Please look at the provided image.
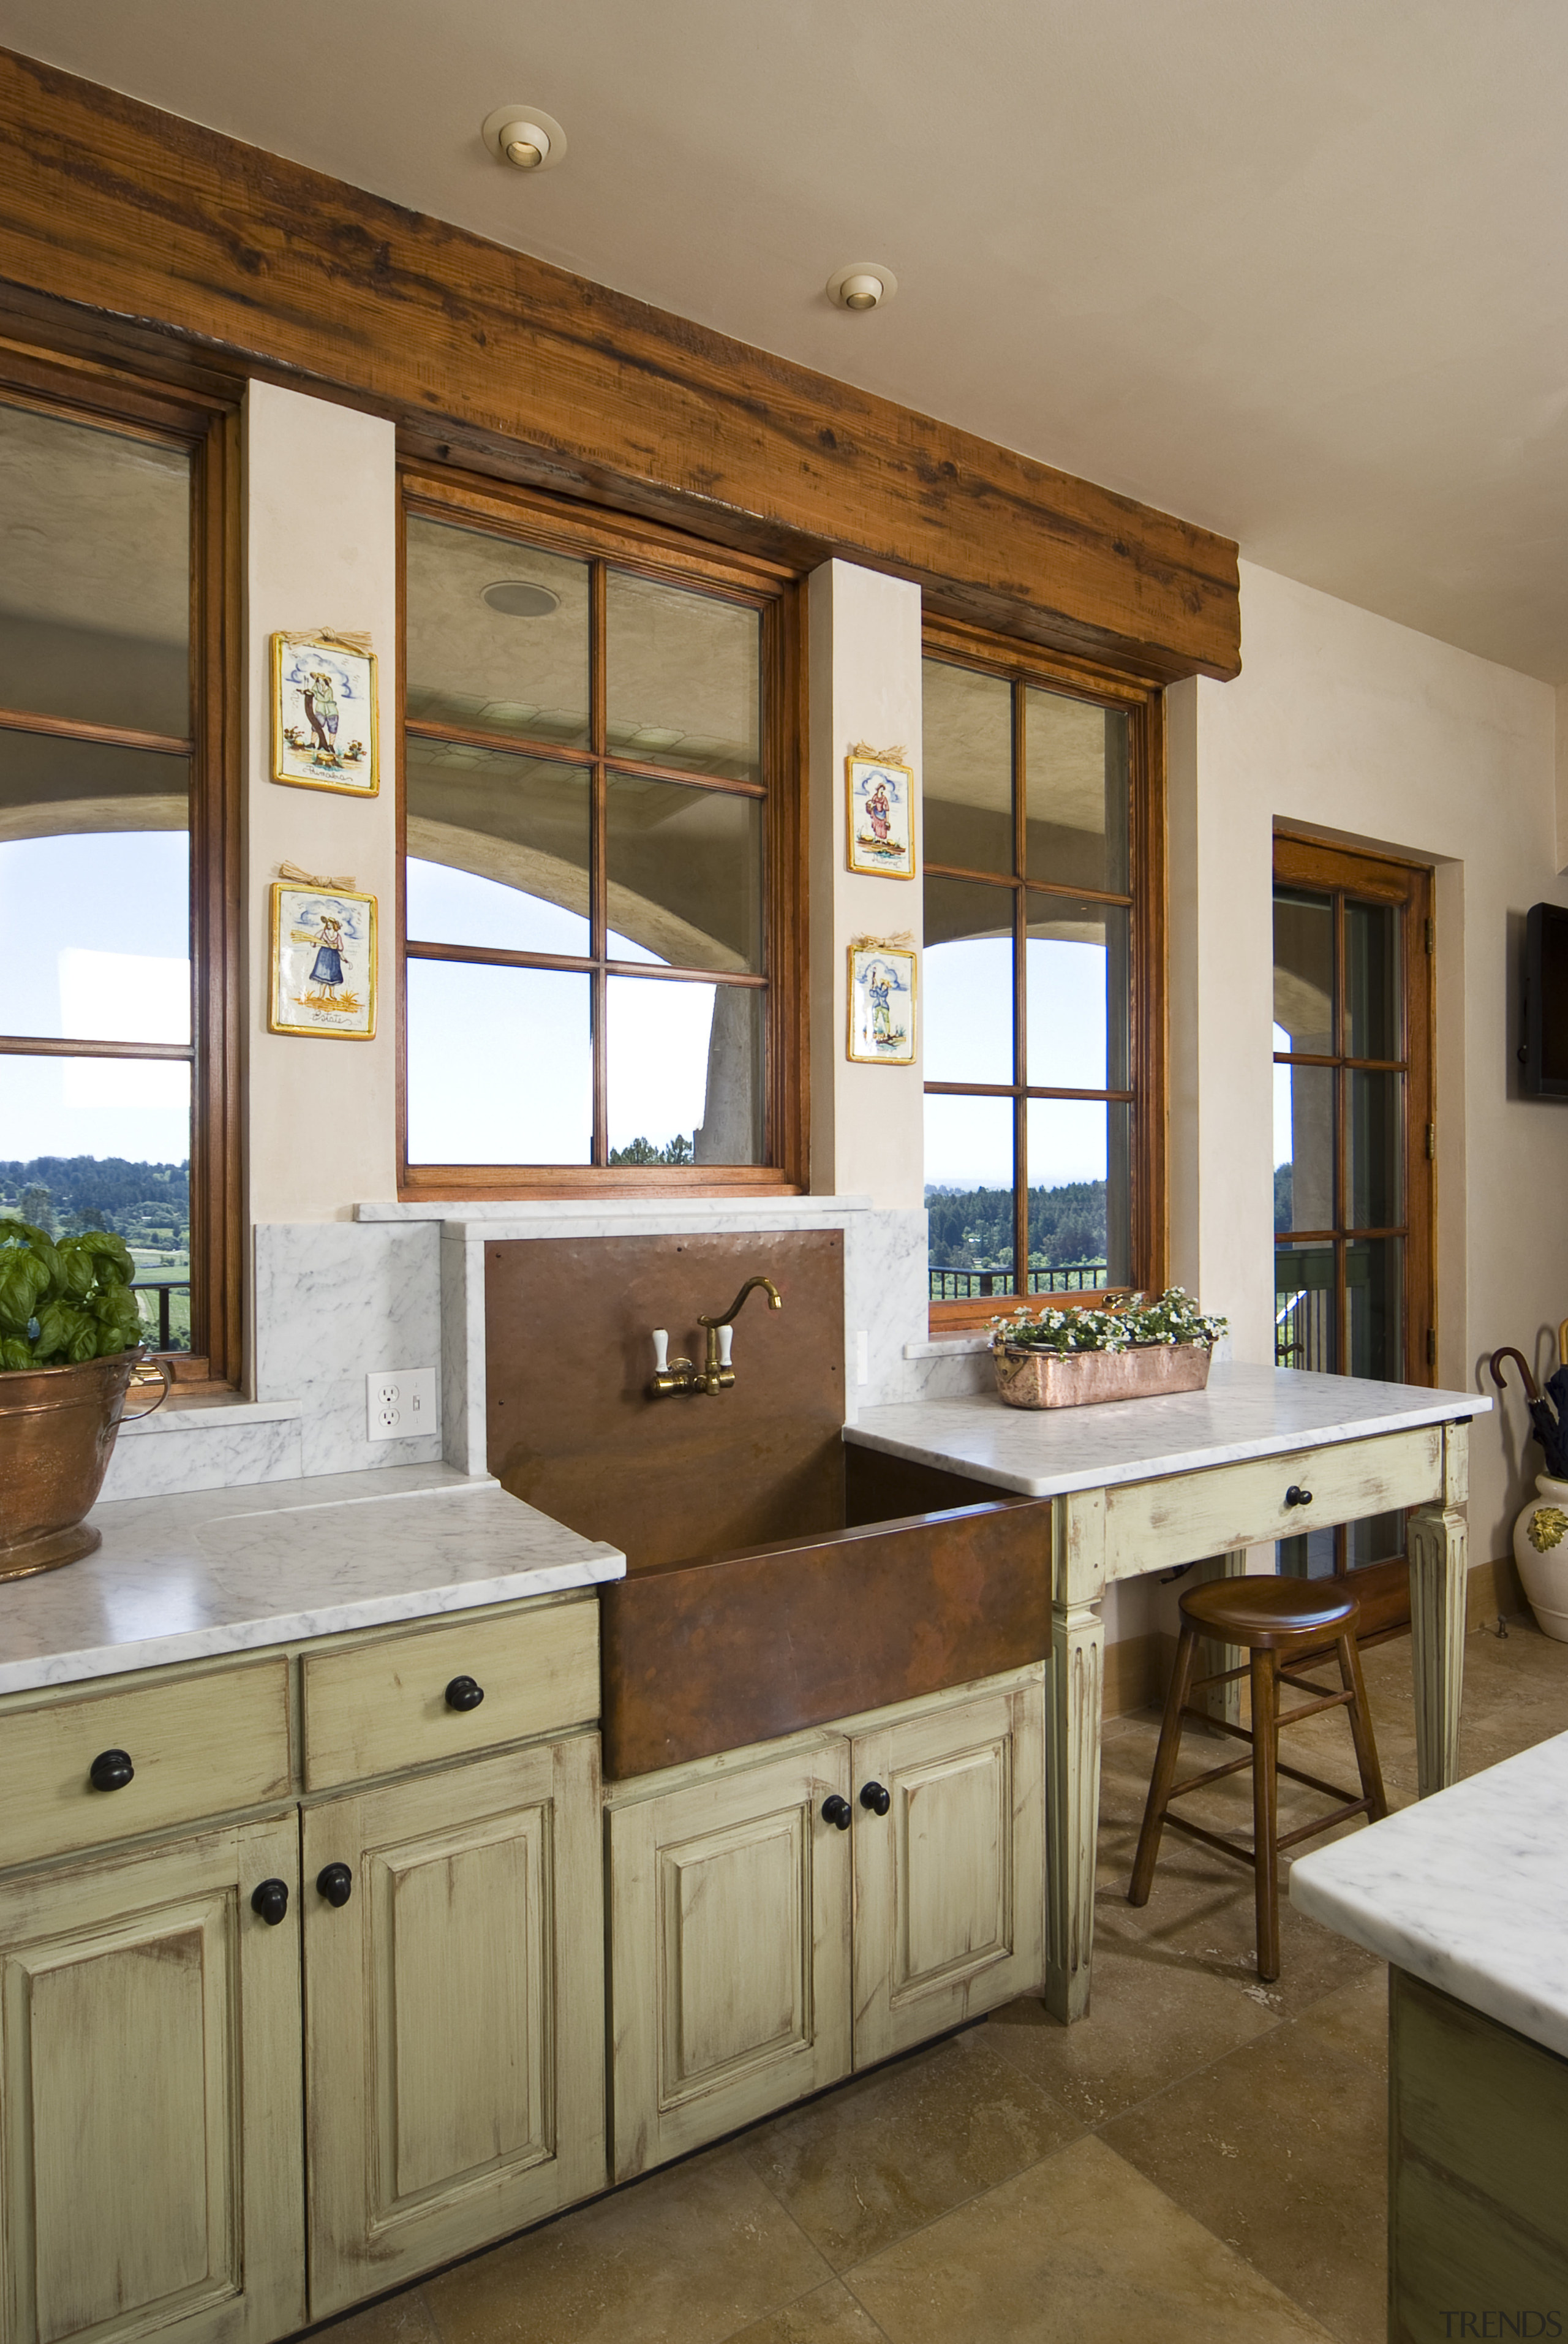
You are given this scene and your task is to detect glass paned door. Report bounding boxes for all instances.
[1273,834,1434,1633]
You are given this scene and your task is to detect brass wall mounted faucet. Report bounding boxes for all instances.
[650,1276,782,1397]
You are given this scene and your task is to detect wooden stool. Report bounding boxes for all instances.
[1128,1575,1388,1979]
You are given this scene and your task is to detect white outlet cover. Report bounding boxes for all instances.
[366,1367,438,1443]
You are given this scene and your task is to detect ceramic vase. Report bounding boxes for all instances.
[1512,1473,1568,1641]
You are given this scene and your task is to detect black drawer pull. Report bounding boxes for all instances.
[89,1749,134,1793]
[251,1878,290,1926]
[316,1862,353,1907]
[821,1795,852,1831]
[1283,1484,1314,1509]
[445,1675,485,1712]
[860,1781,892,1817]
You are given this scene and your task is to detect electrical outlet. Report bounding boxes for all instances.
[366,1367,437,1443]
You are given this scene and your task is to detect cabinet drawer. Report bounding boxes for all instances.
[301,1598,600,1791]
[1103,1424,1445,1580]
[0,1658,291,1870]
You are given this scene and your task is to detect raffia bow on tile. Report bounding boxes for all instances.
[848,740,908,765]
[278,861,357,891]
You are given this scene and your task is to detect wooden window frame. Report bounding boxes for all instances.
[922,617,1167,1333]
[0,344,242,1391]
[395,463,807,1201]
[1272,828,1436,1390]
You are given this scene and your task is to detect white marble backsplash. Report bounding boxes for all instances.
[255,1220,443,1476]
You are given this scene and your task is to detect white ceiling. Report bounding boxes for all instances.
[4,0,1567,679]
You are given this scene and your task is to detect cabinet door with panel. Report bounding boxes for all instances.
[608,1742,853,2182]
[301,1734,605,2317]
[0,1814,303,2344]
[850,1677,1045,2067]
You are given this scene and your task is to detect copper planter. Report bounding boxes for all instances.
[0,1352,169,1578]
[993,1341,1213,1411]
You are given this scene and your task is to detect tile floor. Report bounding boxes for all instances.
[325,1612,1567,2344]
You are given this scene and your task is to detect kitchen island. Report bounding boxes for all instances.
[1291,1733,1568,2331]
[846,1360,1488,2018]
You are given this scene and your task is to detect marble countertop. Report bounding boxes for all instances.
[842,1361,1488,1499]
[0,1465,624,1697]
[1290,1733,1568,2058]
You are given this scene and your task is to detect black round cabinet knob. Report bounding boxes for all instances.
[316,1862,354,1907]
[821,1795,853,1831]
[445,1675,485,1712]
[859,1781,892,1817]
[251,1878,290,1927]
[89,1749,134,1793]
[1283,1484,1315,1509]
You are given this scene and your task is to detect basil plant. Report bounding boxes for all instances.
[0,1223,144,1370]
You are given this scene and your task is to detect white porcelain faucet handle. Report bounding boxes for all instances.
[717,1324,733,1367]
[652,1328,669,1372]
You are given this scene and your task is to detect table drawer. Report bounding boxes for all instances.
[301,1597,600,1790]
[0,1658,291,1871]
[1103,1424,1445,1580]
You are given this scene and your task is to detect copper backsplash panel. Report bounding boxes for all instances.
[484,1230,845,1570]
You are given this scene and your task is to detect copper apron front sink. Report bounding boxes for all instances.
[599,1495,1052,1782]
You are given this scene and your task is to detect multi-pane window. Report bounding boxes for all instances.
[0,385,222,1368]
[921,637,1162,1317]
[401,482,797,1185]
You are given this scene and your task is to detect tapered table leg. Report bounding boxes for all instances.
[1046,1489,1106,2022]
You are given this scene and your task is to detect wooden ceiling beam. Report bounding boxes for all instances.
[0,48,1240,682]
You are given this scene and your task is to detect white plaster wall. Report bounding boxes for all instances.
[244,383,399,1230]
[807,561,925,1210]
[1170,558,1567,1574]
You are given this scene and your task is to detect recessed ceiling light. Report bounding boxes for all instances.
[826,262,897,314]
[482,581,561,617]
[481,105,567,172]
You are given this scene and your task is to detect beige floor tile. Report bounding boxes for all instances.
[423,2146,831,2344]
[844,2134,1336,2343]
[982,1905,1280,2124]
[724,2280,890,2343]
[744,2028,1080,2272]
[1099,1999,1389,2344]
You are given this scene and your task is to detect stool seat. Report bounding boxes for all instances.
[1178,1575,1359,1648]
[1129,1573,1387,1979]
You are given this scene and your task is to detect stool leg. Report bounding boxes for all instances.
[1336,1630,1389,1821]
[1129,1624,1201,1907]
[1251,1648,1281,1981]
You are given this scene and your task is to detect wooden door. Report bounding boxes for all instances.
[607,1742,853,2181]
[1273,832,1436,1635]
[302,1736,605,2316]
[0,1815,303,2344]
[850,1677,1046,2067]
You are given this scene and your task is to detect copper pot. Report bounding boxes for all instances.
[0,1352,170,1578]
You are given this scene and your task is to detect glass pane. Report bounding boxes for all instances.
[1025,1099,1130,1290]
[921,659,1013,875]
[1348,1069,1403,1229]
[1273,888,1333,1054]
[1347,1237,1403,1380]
[925,1093,1014,1301]
[0,401,189,738]
[405,962,590,1163]
[607,977,761,1165]
[0,825,189,1045]
[1026,895,1128,1090]
[1275,1242,1336,1372]
[606,777,762,973]
[1272,1057,1334,1232]
[1024,689,1129,893]
[1346,899,1400,1060]
[1278,1527,1337,1579]
[605,573,760,782]
[404,517,590,747]
[923,876,1013,1085]
[404,738,590,954]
